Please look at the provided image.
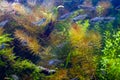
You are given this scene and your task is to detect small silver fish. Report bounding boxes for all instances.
[48,59,61,65]
[104,17,115,21]
[32,18,46,26]
[58,12,74,21]
[90,17,104,23]
[48,70,56,74]
[115,5,120,10]
[78,5,96,11]
[72,14,88,22]
[0,20,9,27]
[38,66,56,74]
[90,17,115,23]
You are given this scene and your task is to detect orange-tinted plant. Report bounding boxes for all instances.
[0,27,4,35]
[14,30,43,54]
[98,1,111,10]
[97,1,111,16]
[83,0,93,7]
[67,23,101,79]
[48,69,68,80]
[12,3,27,15]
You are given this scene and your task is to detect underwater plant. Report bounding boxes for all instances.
[96,1,111,16]
[97,30,120,80]
[51,20,101,79]
[14,30,43,54]
[68,23,101,79]
[47,69,68,80]
[0,0,120,80]
[0,27,4,35]
[0,33,50,80]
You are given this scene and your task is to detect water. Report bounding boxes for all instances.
[0,0,120,80]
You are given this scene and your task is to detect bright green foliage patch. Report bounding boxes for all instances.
[97,30,120,80]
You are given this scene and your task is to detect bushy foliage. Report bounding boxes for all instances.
[0,34,46,80]
[97,30,120,80]
[51,21,101,79]
[68,23,101,79]
[0,0,119,79]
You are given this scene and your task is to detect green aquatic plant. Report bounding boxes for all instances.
[0,34,14,63]
[92,20,114,37]
[96,5,104,16]
[97,30,120,80]
[0,34,13,44]
[12,59,46,80]
[0,33,47,80]
[115,11,120,26]
[48,21,70,46]
[68,23,101,79]
[51,22,101,79]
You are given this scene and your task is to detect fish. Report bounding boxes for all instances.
[115,5,120,10]
[32,18,46,26]
[48,59,61,65]
[90,17,115,23]
[0,20,9,27]
[39,66,56,75]
[90,17,104,23]
[104,17,115,21]
[58,12,74,21]
[78,5,96,11]
[72,14,88,22]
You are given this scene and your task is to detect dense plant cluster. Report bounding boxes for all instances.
[96,30,120,80]
[0,31,47,80]
[0,0,120,80]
